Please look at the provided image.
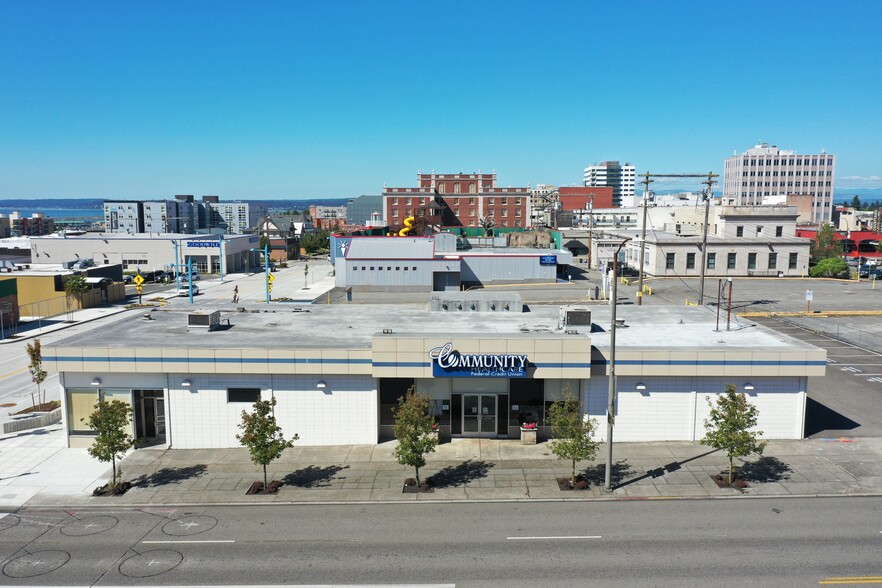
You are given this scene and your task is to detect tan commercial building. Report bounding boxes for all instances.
[45,304,824,450]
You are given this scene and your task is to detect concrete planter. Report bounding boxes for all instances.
[520,428,537,445]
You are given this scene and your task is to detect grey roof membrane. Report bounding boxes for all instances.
[50,303,819,353]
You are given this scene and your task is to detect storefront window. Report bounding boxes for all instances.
[379,378,415,426]
[67,388,99,433]
[67,388,132,434]
[509,379,544,427]
[545,380,579,423]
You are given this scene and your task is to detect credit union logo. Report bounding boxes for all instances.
[428,342,528,378]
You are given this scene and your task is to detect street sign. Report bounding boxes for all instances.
[268,284,273,293]
[133,275,145,286]
[267,273,275,284]
[805,289,813,301]
[136,285,143,294]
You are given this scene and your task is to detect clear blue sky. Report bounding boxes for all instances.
[1,0,880,199]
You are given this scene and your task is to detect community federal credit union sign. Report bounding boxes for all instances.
[428,342,528,378]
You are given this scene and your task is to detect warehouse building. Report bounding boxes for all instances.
[45,303,824,450]
[331,233,573,291]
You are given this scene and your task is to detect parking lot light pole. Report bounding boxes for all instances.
[605,237,631,492]
[264,243,270,303]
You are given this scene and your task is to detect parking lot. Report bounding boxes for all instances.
[752,316,882,438]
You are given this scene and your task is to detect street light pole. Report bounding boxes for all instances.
[173,240,181,291]
[605,237,631,492]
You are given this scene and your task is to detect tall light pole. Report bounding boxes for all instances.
[605,237,631,492]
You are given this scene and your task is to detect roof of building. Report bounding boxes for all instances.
[48,304,820,354]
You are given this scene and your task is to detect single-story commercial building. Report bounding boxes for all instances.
[45,302,825,450]
[0,263,125,319]
[331,233,573,291]
[31,233,263,275]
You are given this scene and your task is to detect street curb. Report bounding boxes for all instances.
[17,491,882,510]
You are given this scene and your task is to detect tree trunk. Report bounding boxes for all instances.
[112,455,117,489]
[571,460,577,486]
[728,455,734,486]
[415,465,420,485]
[263,464,268,491]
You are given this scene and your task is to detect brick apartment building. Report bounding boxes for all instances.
[383,172,530,232]
[558,186,615,211]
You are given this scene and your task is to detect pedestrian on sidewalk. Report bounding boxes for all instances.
[232,285,239,304]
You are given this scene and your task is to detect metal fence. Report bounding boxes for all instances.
[744,303,882,354]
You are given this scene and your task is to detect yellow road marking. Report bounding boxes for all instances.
[0,367,27,380]
[820,577,882,585]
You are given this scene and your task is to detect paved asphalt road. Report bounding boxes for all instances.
[1,498,880,586]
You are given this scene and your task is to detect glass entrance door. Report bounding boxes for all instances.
[462,394,497,438]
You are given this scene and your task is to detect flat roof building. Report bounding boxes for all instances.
[45,303,825,450]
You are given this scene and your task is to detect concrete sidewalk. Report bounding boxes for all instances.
[4,427,881,508]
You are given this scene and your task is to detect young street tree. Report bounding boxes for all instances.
[26,339,48,409]
[63,274,90,322]
[547,389,599,486]
[701,384,767,485]
[810,257,848,278]
[236,396,298,490]
[83,400,136,490]
[392,387,438,486]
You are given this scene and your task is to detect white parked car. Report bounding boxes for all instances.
[179,271,201,281]
[177,284,199,296]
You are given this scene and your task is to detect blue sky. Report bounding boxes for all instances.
[1,1,880,199]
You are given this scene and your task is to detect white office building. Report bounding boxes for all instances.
[583,161,635,207]
[209,202,268,234]
[723,143,836,224]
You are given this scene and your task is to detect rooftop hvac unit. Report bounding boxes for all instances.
[188,311,221,332]
[559,306,592,329]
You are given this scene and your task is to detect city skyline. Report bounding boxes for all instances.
[1,1,880,199]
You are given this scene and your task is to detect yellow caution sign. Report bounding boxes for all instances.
[268,273,275,284]
[268,284,273,293]
[136,285,143,294]
[133,274,145,286]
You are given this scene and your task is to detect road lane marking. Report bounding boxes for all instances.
[0,367,28,381]
[506,535,601,540]
[141,540,235,544]
[819,577,882,585]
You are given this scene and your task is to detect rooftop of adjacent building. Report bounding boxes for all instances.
[30,232,255,241]
[47,303,820,354]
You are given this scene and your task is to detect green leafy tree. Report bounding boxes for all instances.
[259,234,270,251]
[701,384,766,485]
[547,389,599,486]
[236,397,298,490]
[26,339,48,409]
[83,400,136,490]
[301,230,330,254]
[809,257,848,278]
[63,274,90,321]
[810,223,841,263]
[851,195,862,210]
[392,387,438,485]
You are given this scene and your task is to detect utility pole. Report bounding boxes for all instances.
[587,193,595,269]
[633,171,719,305]
[697,171,718,306]
[637,174,652,305]
[605,237,631,492]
